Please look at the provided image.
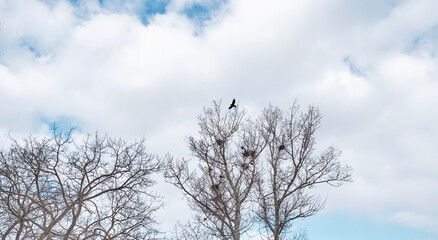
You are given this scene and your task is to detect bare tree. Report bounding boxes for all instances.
[0,126,162,240]
[165,101,265,240]
[254,103,352,240]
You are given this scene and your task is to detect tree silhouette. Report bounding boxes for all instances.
[165,101,263,240]
[254,103,352,240]
[0,126,162,240]
[165,100,351,240]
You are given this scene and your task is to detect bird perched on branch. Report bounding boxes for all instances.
[228,99,237,109]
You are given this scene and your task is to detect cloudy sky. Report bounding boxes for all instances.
[1,0,438,239]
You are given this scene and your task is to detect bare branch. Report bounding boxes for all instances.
[165,101,265,240]
[254,103,352,240]
[0,128,162,240]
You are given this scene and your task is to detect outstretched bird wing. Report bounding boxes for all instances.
[228,99,236,109]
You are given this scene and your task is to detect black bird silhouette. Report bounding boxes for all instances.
[228,99,236,109]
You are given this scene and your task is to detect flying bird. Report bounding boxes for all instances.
[228,99,236,109]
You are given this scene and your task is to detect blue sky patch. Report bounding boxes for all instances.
[182,0,227,26]
[46,0,226,27]
[39,115,82,135]
[297,212,438,240]
[28,46,41,58]
[138,0,171,25]
[63,0,171,25]
[19,39,42,58]
[67,0,80,7]
[406,25,438,57]
[343,56,364,76]
[184,3,210,22]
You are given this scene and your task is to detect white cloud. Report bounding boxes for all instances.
[313,70,372,103]
[0,0,75,52]
[0,64,19,94]
[390,211,438,232]
[371,0,438,48]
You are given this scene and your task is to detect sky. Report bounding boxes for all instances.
[1,0,438,239]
